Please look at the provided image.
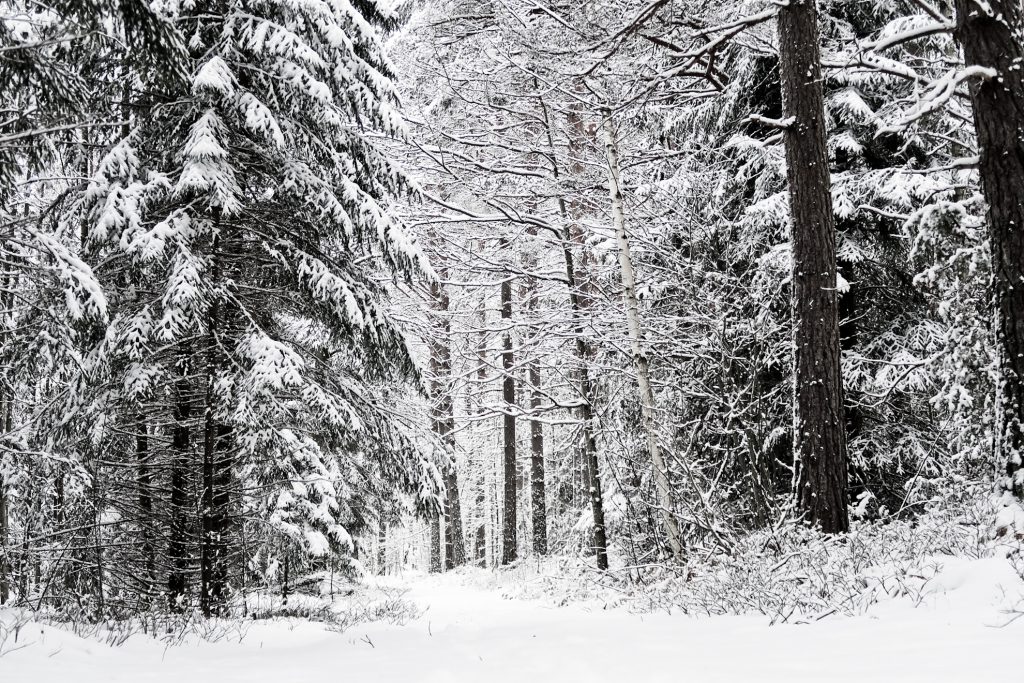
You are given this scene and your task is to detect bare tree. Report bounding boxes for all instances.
[602,109,686,560]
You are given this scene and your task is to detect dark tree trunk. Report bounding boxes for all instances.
[528,360,547,555]
[201,397,215,617]
[0,470,7,605]
[522,224,548,555]
[954,0,1024,502]
[443,468,465,569]
[778,0,849,533]
[137,418,155,602]
[560,230,609,568]
[210,425,232,608]
[200,220,228,618]
[168,353,192,610]
[0,389,9,604]
[428,269,466,570]
[429,512,442,573]
[500,239,518,565]
[541,95,608,569]
[0,274,15,604]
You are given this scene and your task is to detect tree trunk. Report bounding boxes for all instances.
[527,363,547,555]
[443,468,465,569]
[428,267,466,570]
[500,244,518,565]
[0,470,7,605]
[0,389,9,604]
[778,0,849,533]
[953,0,1024,504]
[429,513,442,573]
[168,352,192,610]
[201,217,230,618]
[523,227,548,556]
[137,417,155,602]
[601,109,686,561]
[538,92,608,569]
[0,271,15,604]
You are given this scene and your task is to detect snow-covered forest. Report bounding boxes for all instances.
[2,0,1024,679]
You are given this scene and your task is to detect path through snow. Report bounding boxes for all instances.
[3,558,1023,682]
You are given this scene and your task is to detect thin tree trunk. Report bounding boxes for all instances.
[137,417,155,603]
[0,270,16,604]
[201,402,215,616]
[527,362,547,555]
[778,0,849,533]
[168,352,192,610]
[601,109,686,562]
[429,513,442,573]
[0,389,9,604]
[538,92,608,569]
[428,267,466,570]
[500,245,518,564]
[443,470,465,569]
[953,0,1024,504]
[211,424,231,607]
[472,253,490,566]
[200,220,223,618]
[523,228,548,555]
[91,455,104,616]
[0,471,7,605]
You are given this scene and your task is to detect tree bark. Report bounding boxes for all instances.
[523,227,548,556]
[443,469,465,569]
[377,522,387,575]
[168,352,192,610]
[0,470,7,605]
[137,417,155,602]
[778,0,849,533]
[0,270,15,604]
[429,512,442,573]
[428,268,466,569]
[0,388,9,604]
[539,93,608,569]
[201,216,231,617]
[953,0,1024,503]
[527,361,547,555]
[602,109,686,561]
[500,242,518,564]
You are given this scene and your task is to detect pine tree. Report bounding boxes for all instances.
[68,0,440,613]
[778,0,849,533]
[952,0,1024,511]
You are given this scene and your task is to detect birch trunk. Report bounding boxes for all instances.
[601,109,686,561]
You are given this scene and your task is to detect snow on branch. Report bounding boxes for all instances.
[879,66,997,133]
[744,114,795,130]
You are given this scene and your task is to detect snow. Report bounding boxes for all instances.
[3,555,1023,682]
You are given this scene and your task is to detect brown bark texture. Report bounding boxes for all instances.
[954,0,1024,500]
[778,0,850,533]
[500,241,518,564]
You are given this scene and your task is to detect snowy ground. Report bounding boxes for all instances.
[3,556,1023,682]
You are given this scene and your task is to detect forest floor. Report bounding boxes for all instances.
[3,555,1024,682]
